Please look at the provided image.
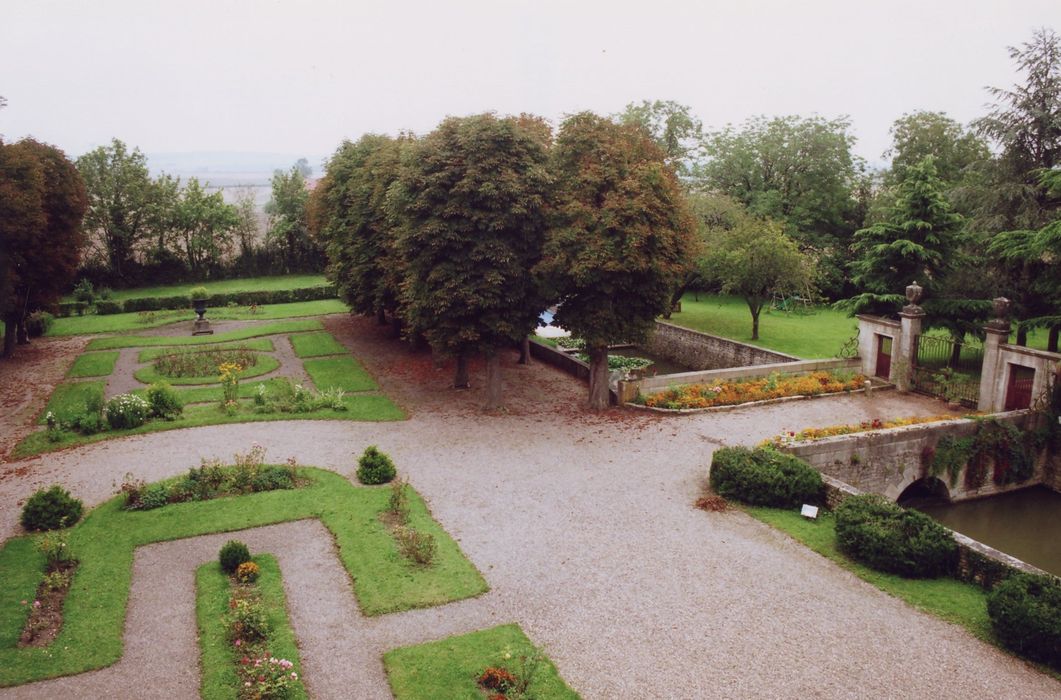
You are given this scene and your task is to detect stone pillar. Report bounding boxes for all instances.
[616,378,642,406]
[978,298,1011,412]
[895,281,925,392]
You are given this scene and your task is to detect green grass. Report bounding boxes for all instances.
[66,274,329,302]
[384,624,580,700]
[0,467,486,687]
[304,356,378,392]
[137,338,275,362]
[133,354,281,386]
[48,300,347,336]
[37,381,104,423]
[86,320,323,350]
[289,331,347,358]
[16,396,406,458]
[743,506,993,639]
[197,555,307,700]
[66,352,119,378]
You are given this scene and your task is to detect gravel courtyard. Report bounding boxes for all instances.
[0,316,1056,699]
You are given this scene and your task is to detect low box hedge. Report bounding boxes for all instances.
[96,285,338,315]
[709,446,823,508]
[834,493,958,578]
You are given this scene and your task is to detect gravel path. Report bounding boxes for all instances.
[1,317,1057,699]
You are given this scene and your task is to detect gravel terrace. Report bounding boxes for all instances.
[0,316,1056,699]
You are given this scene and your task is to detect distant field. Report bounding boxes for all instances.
[65,274,328,302]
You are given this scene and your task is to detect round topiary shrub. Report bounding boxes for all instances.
[356,445,396,485]
[834,494,958,578]
[987,572,1061,669]
[104,393,151,430]
[146,381,184,420]
[219,540,251,574]
[20,485,83,531]
[708,446,822,507]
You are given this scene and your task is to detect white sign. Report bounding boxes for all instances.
[800,504,819,519]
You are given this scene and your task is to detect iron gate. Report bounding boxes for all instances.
[910,334,983,407]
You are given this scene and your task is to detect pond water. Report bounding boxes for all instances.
[911,486,1061,576]
[609,347,692,376]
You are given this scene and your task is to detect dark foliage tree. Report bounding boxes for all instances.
[397,114,552,409]
[0,139,87,357]
[538,112,695,409]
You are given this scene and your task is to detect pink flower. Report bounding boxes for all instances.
[234,639,242,647]
[291,672,298,680]
[33,600,41,608]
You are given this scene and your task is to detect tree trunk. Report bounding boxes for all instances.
[948,332,963,368]
[484,352,502,410]
[453,352,470,389]
[1049,324,1059,353]
[16,319,29,345]
[2,319,16,358]
[376,307,387,326]
[747,298,763,341]
[518,336,532,365]
[587,344,610,410]
[1016,325,1028,346]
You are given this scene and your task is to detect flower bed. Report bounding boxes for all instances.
[637,370,865,410]
[761,414,965,447]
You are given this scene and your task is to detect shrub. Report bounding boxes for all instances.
[104,393,151,430]
[219,540,251,574]
[146,381,184,420]
[388,477,410,523]
[72,278,95,304]
[987,573,1061,669]
[189,286,209,301]
[235,561,261,584]
[20,485,83,531]
[69,411,105,435]
[25,311,54,337]
[36,528,72,570]
[394,526,437,565]
[139,482,170,510]
[357,445,396,485]
[834,494,958,578]
[226,596,269,642]
[94,299,124,315]
[252,465,296,492]
[708,447,822,508]
[478,667,517,692]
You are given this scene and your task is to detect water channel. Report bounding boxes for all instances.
[910,486,1061,576]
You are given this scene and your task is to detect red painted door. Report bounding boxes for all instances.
[1004,364,1035,411]
[875,335,892,380]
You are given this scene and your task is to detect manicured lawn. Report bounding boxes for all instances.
[137,338,275,362]
[65,274,329,302]
[667,294,859,359]
[0,467,486,687]
[38,381,104,423]
[304,356,378,392]
[48,300,347,336]
[197,555,307,700]
[15,395,406,458]
[66,351,119,378]
[289,331,347,358]
[133,353,281,386]
[86,320,323,350]
[384,623,580,699]
[743,506,993,640]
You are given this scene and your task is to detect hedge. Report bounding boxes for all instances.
[987,572,1061,669]
[834,494,958,578]
[92,285,338,315]
[708,446,823,508]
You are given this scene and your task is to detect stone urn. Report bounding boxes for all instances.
[189,287,213,335]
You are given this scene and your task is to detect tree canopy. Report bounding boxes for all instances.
[616,100,702,176]
[266,163,321,273]
[539,112,695,408]
[885,111,989,188]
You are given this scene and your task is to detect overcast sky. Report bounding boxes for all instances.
[1,0,1058,167]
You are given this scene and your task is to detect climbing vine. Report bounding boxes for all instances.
[927,419,1041,490]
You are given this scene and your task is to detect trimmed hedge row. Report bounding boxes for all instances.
[709,446,823,508]
[834,494,958,578]
[69,285,338,316]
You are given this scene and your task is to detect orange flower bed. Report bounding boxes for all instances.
[639,371,865,410]
[761,414,970,447]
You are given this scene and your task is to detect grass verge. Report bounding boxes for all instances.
[38,381,104,423]
[66,351,119,378]
[86,320,323,350]
[133,354,281,386]
[197,555,306,700]
[304,356,377,392]
[15,396,406,458]
[384,624,579,700]
[289,331,347,358]
[137,338,275,362]
[0,467,486,687]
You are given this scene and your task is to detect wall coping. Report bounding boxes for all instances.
[999,344,1061,362]
[856,314,901,330]
[653,320,800,362]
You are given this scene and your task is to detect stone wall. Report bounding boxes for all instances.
[781,411,1048,502]
[644,321,798,371]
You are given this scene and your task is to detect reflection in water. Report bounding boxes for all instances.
[608,347,693,376]
[911,486,1061,576]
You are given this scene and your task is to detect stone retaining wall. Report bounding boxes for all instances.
[644,321,798,371]
[636,357,861,395]
[782,411,1048,502]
